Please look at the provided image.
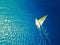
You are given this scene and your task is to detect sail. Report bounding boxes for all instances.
[37,15,47,25]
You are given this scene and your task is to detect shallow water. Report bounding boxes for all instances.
[0,0,50,45]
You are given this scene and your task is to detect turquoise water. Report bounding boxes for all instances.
[0,0,50,45]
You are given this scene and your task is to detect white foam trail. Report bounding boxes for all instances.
[39,26,51,44]
[36,26,51,45]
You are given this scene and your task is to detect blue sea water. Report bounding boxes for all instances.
[0,0,60,45]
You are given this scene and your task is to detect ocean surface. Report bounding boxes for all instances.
[0,0,60,45]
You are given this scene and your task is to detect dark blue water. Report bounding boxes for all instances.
[0,0,60,45]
